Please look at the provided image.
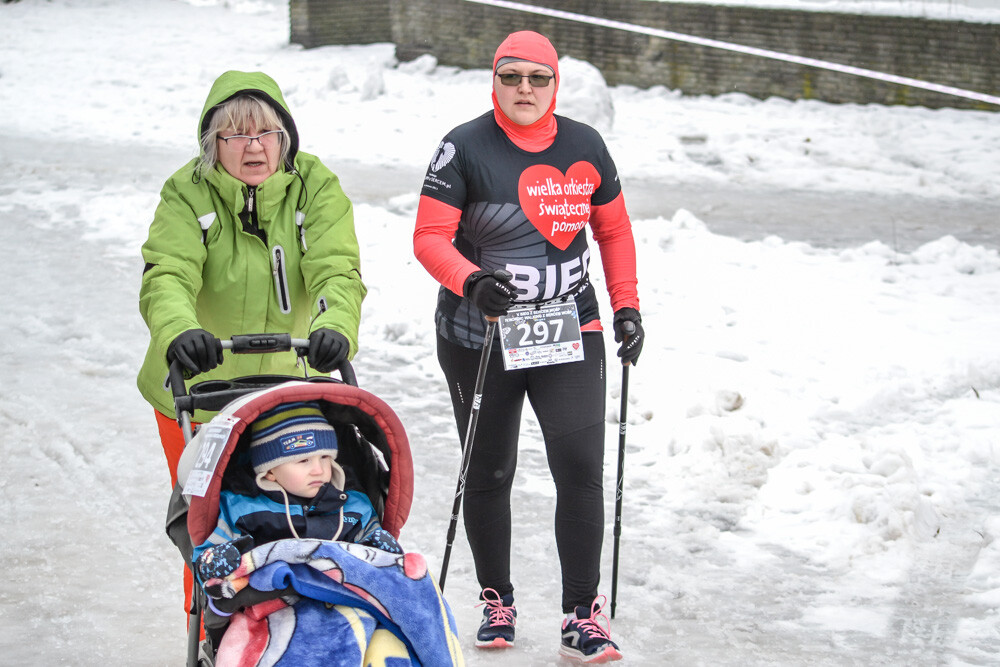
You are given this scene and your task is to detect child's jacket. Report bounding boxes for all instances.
[191,481,381,563]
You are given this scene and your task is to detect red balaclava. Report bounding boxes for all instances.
[492,30,560,152]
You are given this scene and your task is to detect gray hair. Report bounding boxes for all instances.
[198,94,290,173]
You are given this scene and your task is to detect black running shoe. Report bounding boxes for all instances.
[475,587,516,648]
[559,595,622,663]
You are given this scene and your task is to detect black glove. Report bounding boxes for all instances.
[464,270,514,317]
[308,328,350,373]
[360,528,404,555]
[167,329,223,375]
[195,535,254,583]
[612,307,644,366]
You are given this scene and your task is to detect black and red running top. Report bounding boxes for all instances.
[413,31,639,350]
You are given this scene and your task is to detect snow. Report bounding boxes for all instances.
[645,0,1000,23]
[1,0,999,664]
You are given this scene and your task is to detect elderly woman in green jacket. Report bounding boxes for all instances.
[137,70,366,486]
[138,70,366,619]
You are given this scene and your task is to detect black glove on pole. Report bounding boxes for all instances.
[464,269,515,317]
[613,307,644,366]
[167,328,223,374]
[308,328,350,373]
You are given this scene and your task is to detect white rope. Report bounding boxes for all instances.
[465,0,1000,107]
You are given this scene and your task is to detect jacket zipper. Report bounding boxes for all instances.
[272,245,291,314]
[296,210,307,251]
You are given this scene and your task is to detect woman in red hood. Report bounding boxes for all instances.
[414,31,642,663]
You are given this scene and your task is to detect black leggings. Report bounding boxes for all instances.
[437,331,607,613]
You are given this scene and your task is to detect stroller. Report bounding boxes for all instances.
[163,334,460,667]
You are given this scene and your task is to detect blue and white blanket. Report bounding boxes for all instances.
[207,539,464,666]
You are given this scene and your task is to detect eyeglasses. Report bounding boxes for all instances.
[217,129,284,150]
[496,73,554,87]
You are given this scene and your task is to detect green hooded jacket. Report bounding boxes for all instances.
[137,71,366,421]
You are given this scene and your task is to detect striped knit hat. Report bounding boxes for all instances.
[250,401,344,491]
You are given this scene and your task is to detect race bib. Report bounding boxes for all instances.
[183,415,240,497]
[499,299,584,370]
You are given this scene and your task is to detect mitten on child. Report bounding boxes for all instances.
[195,535,254,583]
[360,528,404,554]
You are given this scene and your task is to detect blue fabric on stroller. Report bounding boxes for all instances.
[205,539,461,666]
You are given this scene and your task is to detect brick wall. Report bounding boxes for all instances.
[290,0,392,49]
[288,0,999,110]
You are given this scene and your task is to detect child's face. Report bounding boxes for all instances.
[265,454,334,498]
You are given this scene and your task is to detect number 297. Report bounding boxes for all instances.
[516,319,563,346]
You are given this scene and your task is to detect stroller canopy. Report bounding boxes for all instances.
[179,381,413,545]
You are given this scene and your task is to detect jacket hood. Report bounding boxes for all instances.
[490,31,559,152]
[199,70,300,170]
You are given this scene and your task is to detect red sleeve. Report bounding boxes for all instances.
[413,195,479,297]
[590,192,640,312]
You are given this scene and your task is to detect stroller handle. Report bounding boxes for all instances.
[227,333,310,355]
[168,333,357,433]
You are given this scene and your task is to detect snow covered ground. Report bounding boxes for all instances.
[1,1,999,665]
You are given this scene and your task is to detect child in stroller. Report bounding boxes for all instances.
[192,400,403,600]
[165,339,462,667]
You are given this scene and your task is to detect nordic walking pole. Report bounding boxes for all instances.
[610,321,635,619]
[439,270,511,591]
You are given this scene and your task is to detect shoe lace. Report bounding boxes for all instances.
[477,587,516,627]
[576,595,612,640]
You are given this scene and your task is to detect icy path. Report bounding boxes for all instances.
[2,136,998,665]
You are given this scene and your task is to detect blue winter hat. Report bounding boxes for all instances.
[250,401,338,476]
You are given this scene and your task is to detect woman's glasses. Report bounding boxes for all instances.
[217,129,284,150]
[496,73,553,88]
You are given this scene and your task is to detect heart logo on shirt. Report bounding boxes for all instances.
[518,162,601,250]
